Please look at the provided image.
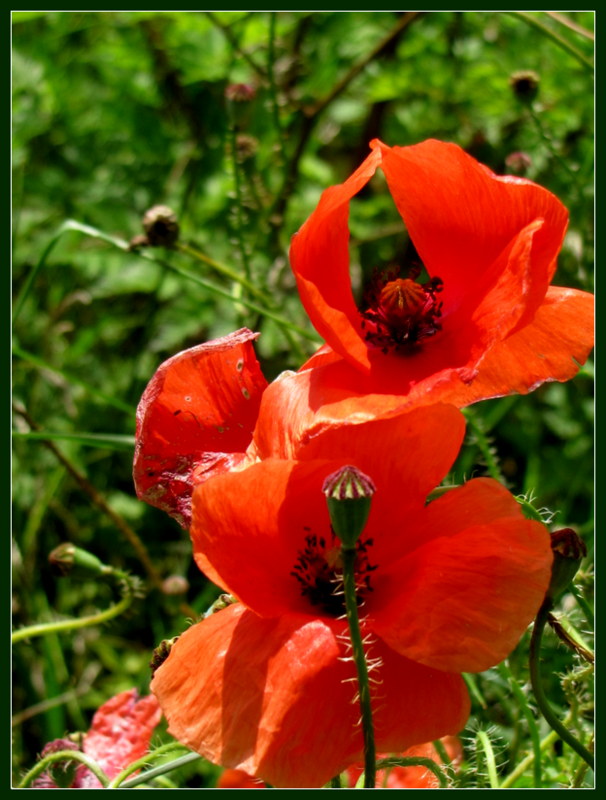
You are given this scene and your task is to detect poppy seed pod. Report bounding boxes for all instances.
[509,70,540,103]
[323,465,376,549]
[142,205,179,247]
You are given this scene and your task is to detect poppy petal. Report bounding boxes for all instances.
[76,690,162,787]
[151,604,469,788]
[438,285,594,406]
[191,459,335,618]
[290,146,383,372]
[378,139,568,327]
[371,480,552,672]
[134,329,267,528]
[253,370,465,486]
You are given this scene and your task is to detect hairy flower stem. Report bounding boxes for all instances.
[12,573,136,644]
[18,749,110,788]
[529,599,594,771]
[341,545,376,789]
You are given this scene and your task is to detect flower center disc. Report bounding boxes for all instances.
[360,269,444,354]
[291,530,377,617]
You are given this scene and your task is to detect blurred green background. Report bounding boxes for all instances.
[12,12,593,787]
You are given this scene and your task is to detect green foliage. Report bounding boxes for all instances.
[12,11,593,788]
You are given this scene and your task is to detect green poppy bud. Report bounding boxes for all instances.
[322,465,376,550]
[48,543,111,580]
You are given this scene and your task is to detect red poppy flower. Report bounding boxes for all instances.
[289,139,594,409]
[151,404,552,788]
[33,689,161,788]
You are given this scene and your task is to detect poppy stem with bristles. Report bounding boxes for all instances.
[529,598,594,771]
[341,545,376,788]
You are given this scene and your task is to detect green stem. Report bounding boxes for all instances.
[341,546,375,789]
[329,774,342,788]
[12,585,134,644]
[510,12,594,72]
[18,749,110,788]
[267,12,286,166]
[374,757,448,788]
[176,242,268,303]
[476,730,500,788]
[12,345,134,415]
[117,751,202,789]
[462,410,505,484]
[498,661,542,787]
[107,742,190,788]
[500,728,559,788]
[529,600,594,770]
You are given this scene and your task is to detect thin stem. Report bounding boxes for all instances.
[267,12,286,166]
[12,403,167,596]
[141,251,319,343]
[12,345,134,415]
[498,661,542,787]
[463,409,505,483]
[500,728,559,788]
[12,587,133,644]
[176,242,267,302]
[476,730,500,788]
[108,742,190,788]
[510,12,594,72]
[18,749,110,788]
[341,546,375,789]
[226,106,252,283]
[374,757,447,788]
[118,751,202,789]
[529,600,594,770]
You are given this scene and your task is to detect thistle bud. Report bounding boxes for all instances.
[142,205,179,247]
[546,528,587,603]
[49,543,111,580]
[322,465,376,549]
[509,70,540,103]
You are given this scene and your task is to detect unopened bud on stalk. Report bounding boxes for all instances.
[49,543,112,580]
[322,465,376,549]
[142,205,179,247]
[509,70,540,103]
[546,528,587,603]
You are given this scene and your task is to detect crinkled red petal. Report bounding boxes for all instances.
[75,689,162,787]
[370,479,553,672]
[151,604,469,788]
[133,329,267,528]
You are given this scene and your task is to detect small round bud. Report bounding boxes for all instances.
[161,575,190,596]
[509,70,540,103]
[505,151,533,175]
[322,465,376,549]
[49,543,110,580]
[142,205,179,247]
[225,83,256,102]
[546,528,587,602]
